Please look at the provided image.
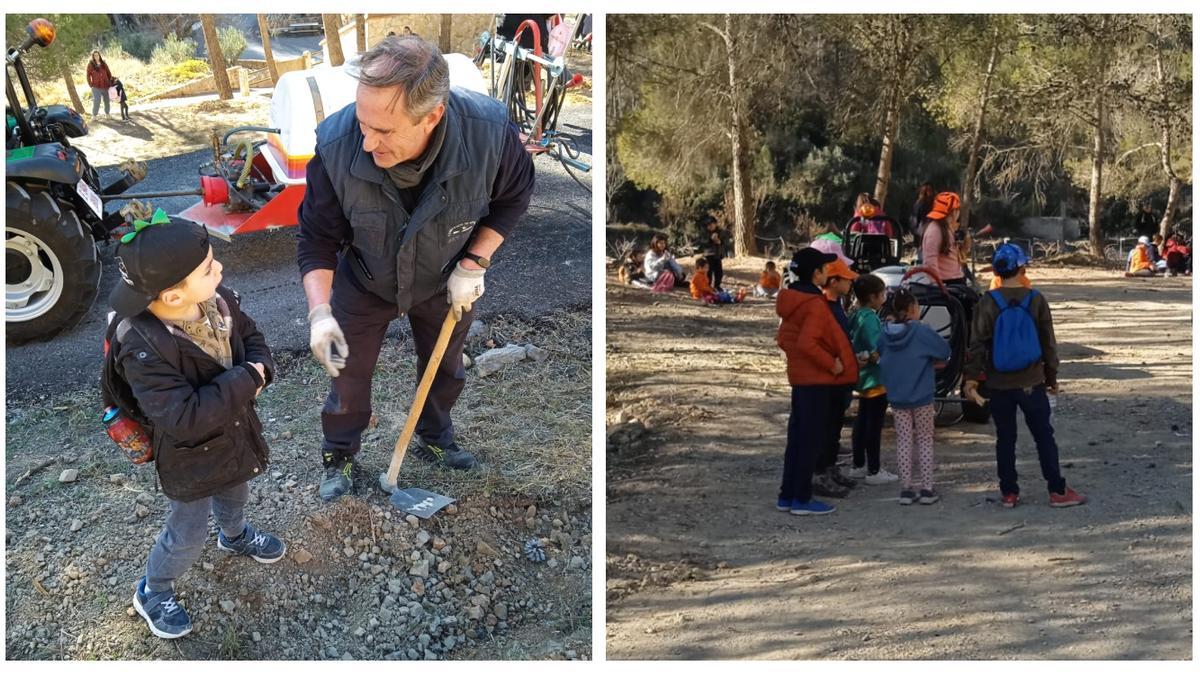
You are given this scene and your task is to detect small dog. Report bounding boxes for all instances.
[112,78,129,120]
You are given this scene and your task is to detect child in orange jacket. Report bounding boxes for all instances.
[755,260,782,298]
[774,247,859,516]
[691,259,744,304]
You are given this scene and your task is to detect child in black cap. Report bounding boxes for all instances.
[774,246,859,516]
[106,210,284,639]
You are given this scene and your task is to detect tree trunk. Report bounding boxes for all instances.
[960,27,1001,233]
[60,63,83,114]
[201,15,232,101]
[323,14,345,67]
[257,14,279,85]
[439,15,453,53]
[1087,93,1105,257]
[356,14,367,53]
[873,84,901,208]
[1153,16,1181,240]
[719,15,756,257]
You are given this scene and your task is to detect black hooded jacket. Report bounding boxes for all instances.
[106,286,275,502]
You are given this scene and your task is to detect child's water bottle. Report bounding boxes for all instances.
[102,406,154,464]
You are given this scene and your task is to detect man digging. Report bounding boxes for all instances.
[296,36,535,501]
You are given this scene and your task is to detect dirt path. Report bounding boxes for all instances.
[606,258,1191,659]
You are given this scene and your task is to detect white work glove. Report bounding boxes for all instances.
[308,303,349,378]
[447,261,486,321]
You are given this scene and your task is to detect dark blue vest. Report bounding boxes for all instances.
[315,87,508,313]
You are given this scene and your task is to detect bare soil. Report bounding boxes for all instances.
[606,257,1191,659]
[6,312,591,660]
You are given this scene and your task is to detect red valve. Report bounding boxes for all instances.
[200,175,230,206]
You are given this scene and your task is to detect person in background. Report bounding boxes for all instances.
[86,50,113,119]
[1135,203,1158,237]
[1126,236,1156,277]
[847,274,898,485]
[698,218,728,292]
[755,260,782,298]
[643,233,686,289]
[911,183,935,260]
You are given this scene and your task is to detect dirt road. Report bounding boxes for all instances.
[606,258,1191,659]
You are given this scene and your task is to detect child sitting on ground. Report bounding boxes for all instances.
[755,260,782,298]
[878,287,951,505]
[691,258,745,304]
[964,243,1086,509]
[1126,236,1156,277]
[774,247,858,516]
[847,274,898,485]
[103,211,283,639]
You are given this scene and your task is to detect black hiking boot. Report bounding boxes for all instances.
[319,451,357,502]
[413,438,477,470]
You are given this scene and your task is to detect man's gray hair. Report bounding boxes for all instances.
[351,36,449,121]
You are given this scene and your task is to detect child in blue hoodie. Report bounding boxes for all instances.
[878,288,951,505]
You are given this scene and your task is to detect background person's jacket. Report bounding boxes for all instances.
[964,285,1060,391]
[849,307,884,392]
[776,284,858,386]
[86,61,112,89]
[878,319,951,409]
[296,88,535,315]
[110,286,276,502]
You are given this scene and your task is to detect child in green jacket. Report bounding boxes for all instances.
[848,274,898,484]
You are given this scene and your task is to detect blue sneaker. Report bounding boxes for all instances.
[790,500,836,516]
[216,523,286,563]
[776,497,793,511]
[132,577,192,639]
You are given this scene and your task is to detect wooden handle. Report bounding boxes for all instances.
[384,312,458,487]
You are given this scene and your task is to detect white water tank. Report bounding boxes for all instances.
[262,55,489,185]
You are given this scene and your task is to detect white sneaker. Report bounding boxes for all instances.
[865,469,899,485]
[846,465,869,479]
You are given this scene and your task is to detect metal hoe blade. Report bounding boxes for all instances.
[388,487,455,519]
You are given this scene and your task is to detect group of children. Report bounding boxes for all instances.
[775,243,1087,515]
[1127,233,1191,277]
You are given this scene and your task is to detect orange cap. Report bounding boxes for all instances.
[927,192,961,221]
[823,258,859,281]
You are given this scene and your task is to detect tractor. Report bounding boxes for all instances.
[6,18,144,344]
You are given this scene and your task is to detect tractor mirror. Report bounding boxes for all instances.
[28,19,56,48]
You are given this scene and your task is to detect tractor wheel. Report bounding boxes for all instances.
[6,181,101,344]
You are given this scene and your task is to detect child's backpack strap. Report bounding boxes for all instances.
[101,312,183,426]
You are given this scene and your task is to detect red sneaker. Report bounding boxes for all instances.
[1049,487,1087,508]
[1000,493,1020,508]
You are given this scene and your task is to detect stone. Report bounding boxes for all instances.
[252,631,262,642]
[437,561,452,574]
[525,505,537,519]
[462,353,473,369]
[220,600,235,613]
[108,473,126,484]
[467,605,484,621]
[293,548,314,564]
[568,556,585,570]
[494,603,508,620]
[473,344,527,377]
[8,496,22,507]
[281,431,293,440]
[432,537,446,551]
[476,540,498,558]
[445,504,458,515]
[524,344,550,363]
[467,320,487,339]
[415,530,431,546]
[388,579,405,594]
[134,505,150,519]
[410,560,430,578]
[58,469,79,483]
[405,515,420,528]
[202,562,214,572]
[412,579,426,596]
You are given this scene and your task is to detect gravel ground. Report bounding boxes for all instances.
[6,312,592,660]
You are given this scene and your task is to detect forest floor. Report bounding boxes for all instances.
[606,257,1191,659]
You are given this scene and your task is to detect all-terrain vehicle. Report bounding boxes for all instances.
[6,18,143,344]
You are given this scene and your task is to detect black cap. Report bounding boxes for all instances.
[110,213,210,317]
[789,246,838,283]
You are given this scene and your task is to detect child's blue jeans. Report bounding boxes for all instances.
[988,385,1067,495]
[144,481,249,592]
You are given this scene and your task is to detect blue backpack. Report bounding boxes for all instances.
[989,289,1043,372]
